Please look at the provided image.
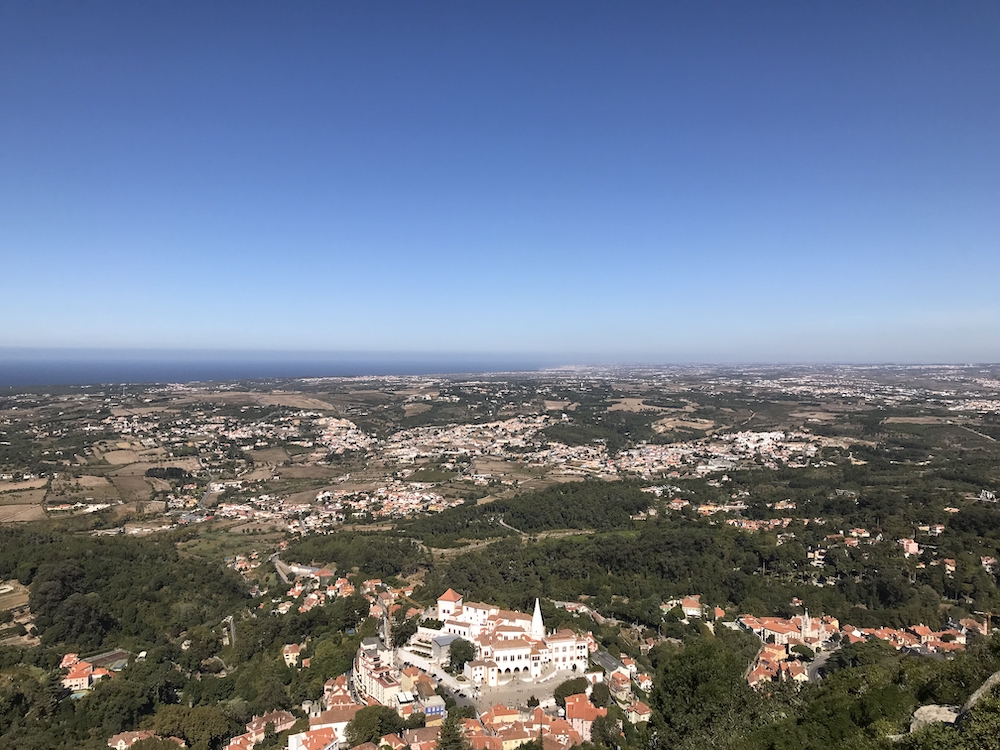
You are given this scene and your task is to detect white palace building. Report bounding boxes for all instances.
[435,589,590,687]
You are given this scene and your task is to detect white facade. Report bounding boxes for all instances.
[437,591,589,686]
[353,637,400,706]
[436,588,463,621]
[543,631,588,672]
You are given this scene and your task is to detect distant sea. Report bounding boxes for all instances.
[0,349,565,388]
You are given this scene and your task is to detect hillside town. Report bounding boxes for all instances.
[7,366,1000,750]
[115,567,987,750]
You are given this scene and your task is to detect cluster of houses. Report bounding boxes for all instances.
[314,417,378,457]
[292,701,590,750]
[274,675,367,750]
[59,651,128,693]
[524,442,618,479]
[740,613,840,687]
[276,571,359,616]
[718,430,820,468]
[840,621,981,652]
[212,482,466,532]
[615,430,824,477]
[347,415,833,483]
[217,642,648,750]
[227,551,263,576]
[601,656,654,714]
[304,685,643,750]
[273,571,421,620]
[638,587,990,692]
[106,730,185,749]
[694,500,748,516]
[230,554,428,626]
[739,610,989,689]
[381,417,551,465]
[746,643,809,688]
[949,399,1000,413]
[313,484,465,523]
[725,517,793,532]
[478,702,588,749]
[616,444,692,475]
[224,710,298,750]
[381,414,620,479]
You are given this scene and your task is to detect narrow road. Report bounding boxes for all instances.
[431,538,503,558]
[198,464,217,509]
[497,517,524,535]
[808,650,832,682]
[958,425,997,443]
[271,554,293,584]
[744,641,765,681]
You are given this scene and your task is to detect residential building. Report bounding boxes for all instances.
[287,727,337,750]
[564,694,606,742]
[626,701,652,724]
[354,638,401,706]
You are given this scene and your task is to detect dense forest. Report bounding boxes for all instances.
[0,528,248,651]
[401,481,654,547]
[285,532,429,578]
[639,628,1000,750]
[0,584,373,749]
[413,520,988,631]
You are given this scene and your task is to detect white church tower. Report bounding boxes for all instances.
[531,598,545,639]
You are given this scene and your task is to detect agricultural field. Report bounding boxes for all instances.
[0,505,46,522]
[108,475,153,502]
[0,579,30,611]
[0,487,46,505]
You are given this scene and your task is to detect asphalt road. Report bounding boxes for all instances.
[271,555,293,584]
[808,651,832,682]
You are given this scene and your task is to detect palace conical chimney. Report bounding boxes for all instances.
[531,598,545,639]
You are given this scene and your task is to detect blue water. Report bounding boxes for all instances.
[0,348,567,387]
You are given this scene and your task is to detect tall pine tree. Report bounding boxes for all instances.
[437,711,470,750]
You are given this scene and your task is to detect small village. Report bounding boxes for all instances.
[56,569,995,750]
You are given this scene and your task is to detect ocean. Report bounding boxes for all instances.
[0,349,561,388]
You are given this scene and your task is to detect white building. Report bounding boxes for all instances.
[353,637,400,706]
[434,590,589,687]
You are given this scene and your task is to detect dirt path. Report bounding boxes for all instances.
[959,425,997,443]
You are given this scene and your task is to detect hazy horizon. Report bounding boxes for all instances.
[2,2,998,362]
[2,346,998,389]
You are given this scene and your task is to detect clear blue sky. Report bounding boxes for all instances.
[2,1,998,363]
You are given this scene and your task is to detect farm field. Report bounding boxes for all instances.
[0,505,47,522]
[0,488,46,505]
[0,580,30,611]
[109,475,153,501]
[0,478,47,493]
